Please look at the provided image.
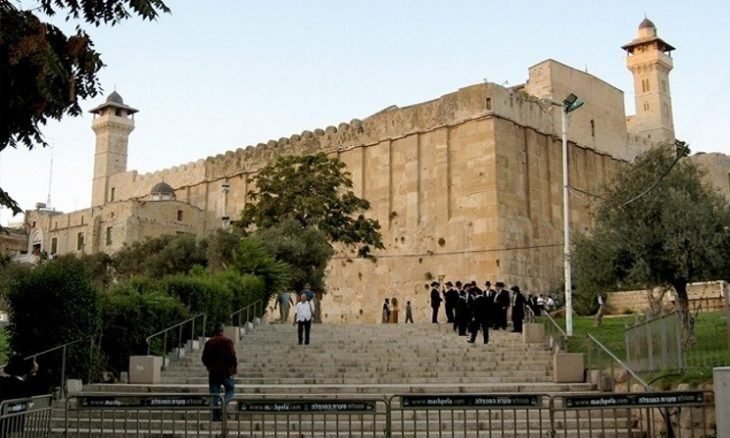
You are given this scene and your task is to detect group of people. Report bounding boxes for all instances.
[428,280,536,344]
[274,286,317,345]
[381,297,414,323]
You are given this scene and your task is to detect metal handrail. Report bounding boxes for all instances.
[542,311,568,338]
[145,313,206,370]
[230,299,263,327]
[587,333,652,390]
[1,335,98,400]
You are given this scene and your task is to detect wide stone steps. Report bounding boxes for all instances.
[52,322,644,436]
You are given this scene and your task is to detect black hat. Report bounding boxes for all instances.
[445,281,453,286]
[495,281,505,288]
[430,281,439,287]
[510,285,521,293]
[485,281,492,286]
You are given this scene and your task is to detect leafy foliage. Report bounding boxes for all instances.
[0,0,169,215]
[159,275,232,332]
[204,228,244,271]
[573,144,730,317]
[233,236,290,295]
[113,234,207,279]
[201,270,266,314]
[255,220,333,293]
[7,256,100,384]
[100,280,188,373]
[240,153,384,258]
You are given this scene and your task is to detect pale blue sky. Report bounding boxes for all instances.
[2,1,729,225]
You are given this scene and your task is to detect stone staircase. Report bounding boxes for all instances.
[52,322,642,437]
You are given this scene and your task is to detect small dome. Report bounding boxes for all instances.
[106,91,124,105]
[150,182,175,196]
[639,17,656,30]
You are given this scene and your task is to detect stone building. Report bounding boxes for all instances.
[25,19,730,322]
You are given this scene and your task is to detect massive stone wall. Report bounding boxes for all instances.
[28,73,679,323]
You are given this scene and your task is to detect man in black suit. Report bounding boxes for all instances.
[468,289,491,344]
[429,282,442,323]
[511,285,527,333]
[494,281,510,330]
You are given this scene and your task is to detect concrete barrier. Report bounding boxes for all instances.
[553,352,584,383]
[128,356,162,384]
[522,323,545,343]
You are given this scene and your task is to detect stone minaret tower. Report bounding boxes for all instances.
[89,91,137,207]
[623,17,676,144]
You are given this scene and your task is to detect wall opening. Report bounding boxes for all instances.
[106,226,112,246]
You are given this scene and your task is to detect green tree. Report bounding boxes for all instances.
[0,0,169,215]
[255,220,333,293]
[240,153,384,258]
[573,144,730,338]
[232,236,290,299]
[204,228,245,271]
[113,234,207,279]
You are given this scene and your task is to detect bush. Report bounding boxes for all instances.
[7,257,101,386]
[0,261,32,312]
[159,275,232,332]
[114,234,207,280]
[101,281,189,373]
[204,270,267,317]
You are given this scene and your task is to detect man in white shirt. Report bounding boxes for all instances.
[294,293,315,345]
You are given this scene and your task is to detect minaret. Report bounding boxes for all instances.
[623,17,676,144]
[89,91,137,207]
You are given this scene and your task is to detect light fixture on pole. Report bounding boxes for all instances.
[221,182,231,228]
[561,93,583,337]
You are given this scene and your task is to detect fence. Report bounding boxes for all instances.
[625,310,684,372]
[58,391,717,437]
[389,393,552,437]
[233,396,389,437]
[625,308,730,373]
[64,393,226,437]
[0,395,53,437]
[552,391,714,438]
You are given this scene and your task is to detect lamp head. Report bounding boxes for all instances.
[563,93,584,113]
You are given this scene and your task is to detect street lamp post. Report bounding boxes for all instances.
[560,93,583,337]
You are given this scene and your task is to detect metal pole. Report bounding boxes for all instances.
[190,318,195,352]
[60,345,67,400]
[562,107,574,337]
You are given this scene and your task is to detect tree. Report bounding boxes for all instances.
[113,234,207,279]
[255,220,334,293]
[232,236,290,297]
[573,144,730,340]
[240,153,384,258]
[0,0,169,215]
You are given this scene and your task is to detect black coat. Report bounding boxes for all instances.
[430,289,442,308]
[472,294,491,322]
[512,292,526,321]
[496,289,510,308]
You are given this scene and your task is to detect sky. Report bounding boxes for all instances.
[2,1,729,226]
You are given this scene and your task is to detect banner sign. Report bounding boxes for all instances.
[564,392,704,409]
[400,394,540,409]
[238,400,376,414]
[79,395,210,409]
